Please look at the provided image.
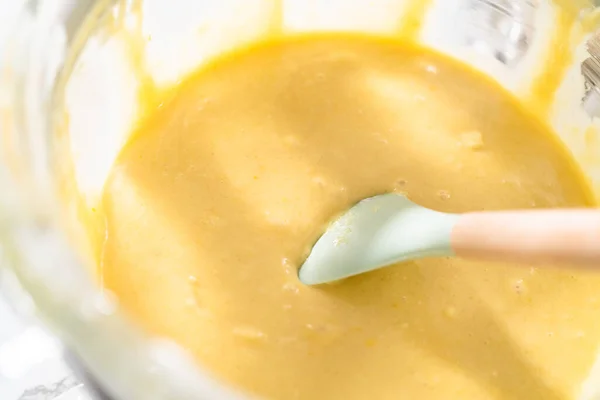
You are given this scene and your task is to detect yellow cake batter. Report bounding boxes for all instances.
[97,36,600,400]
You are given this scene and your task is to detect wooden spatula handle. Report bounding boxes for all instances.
[451,210,600,266]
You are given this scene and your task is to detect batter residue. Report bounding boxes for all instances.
[98,36,600,399]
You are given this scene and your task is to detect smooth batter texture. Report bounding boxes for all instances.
[98,36,600,400]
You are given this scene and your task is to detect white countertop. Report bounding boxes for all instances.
[0,294,86,400]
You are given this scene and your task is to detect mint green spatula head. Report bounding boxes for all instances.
[298,194,459,285]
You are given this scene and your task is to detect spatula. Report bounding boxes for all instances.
[298,193,600,285]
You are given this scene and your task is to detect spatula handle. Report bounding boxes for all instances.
[451,210,600,266]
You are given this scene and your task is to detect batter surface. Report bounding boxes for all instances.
[98,36,600,399]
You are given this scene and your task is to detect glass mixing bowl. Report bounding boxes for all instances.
[2,0,600,399]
